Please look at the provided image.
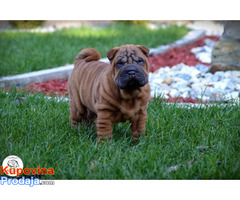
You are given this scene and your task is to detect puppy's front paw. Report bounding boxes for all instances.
[97,133,113,143]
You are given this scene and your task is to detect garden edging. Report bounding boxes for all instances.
[0,29,205,88]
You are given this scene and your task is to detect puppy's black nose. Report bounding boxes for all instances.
[127,70,136,77]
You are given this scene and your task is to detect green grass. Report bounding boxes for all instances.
[0,24,188,76]
[1,90,240,179]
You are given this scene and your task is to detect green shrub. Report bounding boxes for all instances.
[10,20,45,29]
[114,20,150,26]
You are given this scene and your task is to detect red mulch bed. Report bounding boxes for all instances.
[25,79,68,96]
[149,36,219,72]
[23,36,220,101]
[167,97,208,103]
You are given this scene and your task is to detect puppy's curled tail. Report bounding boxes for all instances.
[75,48,101,63]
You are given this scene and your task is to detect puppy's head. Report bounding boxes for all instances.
[107,44,149,90]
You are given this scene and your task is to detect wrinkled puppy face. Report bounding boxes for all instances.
[107,44,149,90]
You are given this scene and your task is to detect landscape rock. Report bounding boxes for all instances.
[213,82,228,91]
[195,64,210,73]
[210,21,240,73]
[169,89,181,97]
[204,38,216,48]
[209,92,224,101]
[162,77,174,86]
[225,91,239,100]
[191,46,212,63]
[175,73,192,81]
[211,71,225,82]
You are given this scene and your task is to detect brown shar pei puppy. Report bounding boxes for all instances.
[68,44,150,142]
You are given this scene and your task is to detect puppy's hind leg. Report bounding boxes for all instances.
[69,98,83,127]
[69,87,86,127]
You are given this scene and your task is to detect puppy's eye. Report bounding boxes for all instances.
[116,61,124,68]
[137,59,144,65]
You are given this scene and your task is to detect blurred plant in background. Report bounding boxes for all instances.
[115,20,150,26]
[10,20,45,29]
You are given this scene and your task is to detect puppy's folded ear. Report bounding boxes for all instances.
[107,47,120,61]
[136,45,149,57]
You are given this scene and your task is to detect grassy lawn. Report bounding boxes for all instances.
[0,24,188,77]
[1,90,239,179]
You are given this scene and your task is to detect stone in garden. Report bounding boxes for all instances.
[189,76,199,85]
[181,91,190,98]
[204,72,213,80]
[191,82,206,92]
[204,38,216,48]
[160,83,171,90]
[224,71,232,78]
[189,88,197,97]
[163,67,170,72]
[209,92,224,101]
[197,94,209,101]
[202,96,210,101]
[191,37,216,64]
[162,77,174,86]
[188,67,201,77]
[225,79,235,91]
[169,89,181,97]
[192,46,212,63]
[171,82,188,90]
[213,82,227,91]
[172,77,188,85]
[232,71,240,79]
[171,63,184,71]
[224,91,239,100]
[204,87,215,97]
[210,21,240,73]
[235,84,240,91]
[211,71,225,82]
[178,86,191,93]
[176,73,192,81]
[195,64,210,73]
[151,78,164,85]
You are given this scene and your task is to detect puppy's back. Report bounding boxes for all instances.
[69,48,109,113]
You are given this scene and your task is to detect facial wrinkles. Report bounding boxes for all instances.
[125,49,140,64]
[117,48,142,65]
[131,54,140,64]
[121,56,127,63]
[127,48,133,64]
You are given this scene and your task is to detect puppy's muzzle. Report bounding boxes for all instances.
[116,65,148,90]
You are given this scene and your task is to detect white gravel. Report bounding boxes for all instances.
[149,38,240,102]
